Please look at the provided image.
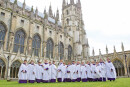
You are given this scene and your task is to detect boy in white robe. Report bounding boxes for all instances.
[50,61,57,83]
[86,61,92,82]
[91,61,100,82]
[57,60,63,82]
[99,59,107,81]
[35,60,43,83]
[76,61,81,82]
[42,60,50,83]
[81,62,87,82]
[18,60,28,83]
[106,58,116,81]
[66,62,71,82]
[95,62,101,81]
[62,63,67,82]
[27,60,36,83]
[71,61,77,82]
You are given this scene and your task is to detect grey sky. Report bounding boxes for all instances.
[17,0,130,55]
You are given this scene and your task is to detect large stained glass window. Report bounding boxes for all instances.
[0,23,6,47]
[13,29,25,53]
[32,34,41,56]
[46,38,54,58]
[58,42,64,60]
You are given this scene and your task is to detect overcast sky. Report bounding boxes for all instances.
[17,0,130,55]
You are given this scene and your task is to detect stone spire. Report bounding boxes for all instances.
[56,8,59,21]
[35,7,38,18]
[106,45,108,54]
[86,38,89,47]
[77,0,81,8]
[70,0,74,4]
[14,0,17,4]
[92,48,95,57]
[99,49,102,59]
[62,0,66,9]
[44,7,46,14]
[23,0,26,9]
[49,3,53,17]
[121,42,124,52]
[35,7,38,14]
[30,6,34,19]
[31,6,34,12]
[114,46,116,53]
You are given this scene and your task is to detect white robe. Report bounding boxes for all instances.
[91,64,100,79]
[76,64,81,79]
[27,64,36,80]
[62,65,67,81]
[18,64,28,80]
[81,65,87,79]
[106,62,116,79]
[70,64,77,80]
[95,65,101,78]
[42,63,50,81]
[57,63,63,78]
[66,65,71,79]
[86,64,92,78]
[35,64,43,80]
[99,62,106,78]
[51,64,57,79]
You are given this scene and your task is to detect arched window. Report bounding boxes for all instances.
[32,34,41,56]
[113,60,125,76]
[58,42,64,60]
[68,45,72,60]
[10,60,21,78]
[66,18,69,25]
[0,23,6,47]
[0,59,6,78]
[46,38,54,58]
[66,10,69,15]
[13,29,25,53]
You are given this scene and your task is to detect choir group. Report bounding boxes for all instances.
[18,58,116,83]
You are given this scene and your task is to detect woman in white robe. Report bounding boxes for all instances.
[18,60,28,83]
[35,61,43,83]
[42,60,50,83]
[106,58,116,81]
[76,61,81,82]
[50,61,57,83]
[27,60,36,83]
[81,62,87,82]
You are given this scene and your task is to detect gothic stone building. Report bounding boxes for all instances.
[89,44,130,78]
[0,0,90,79]
[0,0,129,80]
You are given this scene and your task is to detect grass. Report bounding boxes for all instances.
[0,78,130,87]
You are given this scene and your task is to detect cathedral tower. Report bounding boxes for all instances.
[62,0,89,61]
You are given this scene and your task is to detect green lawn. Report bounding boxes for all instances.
[0,78,130,87]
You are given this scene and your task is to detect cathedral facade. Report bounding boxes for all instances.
[0,0,129,80]
[0,0,89,80]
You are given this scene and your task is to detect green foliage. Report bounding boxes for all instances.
[0,78,130,87]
